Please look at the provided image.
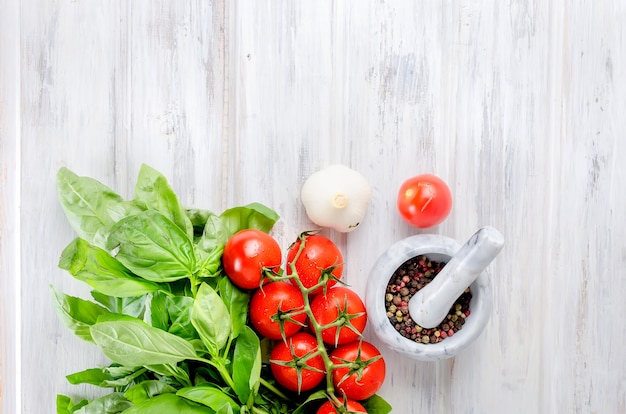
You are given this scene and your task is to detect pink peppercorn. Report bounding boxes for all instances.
[440,331,447,339]
[448,329,454,336]
[465,310,471,317]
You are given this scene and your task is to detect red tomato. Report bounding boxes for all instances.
[270,332,325,393]
[310,287,367,346]
[330,341,386,401]
[396,174,452,228]
[286,234,343,295]
[249,282,307,340]
[317,398,367,413]
[222,229,282,289]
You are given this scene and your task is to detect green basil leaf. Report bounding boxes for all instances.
[166,295,198,340]
[134,164,194,240]
[107,210,196,282]
[66,368,112,386]
[216,403,235,414]
[124,380,177,404]
[167,278,194,297]
[56,394,89,414]
[198,213,230,252]
[56,394,72,414]
[219,203,279,236]
[191,283,232,355]
[194,214,229,278]
[195,244,224,278]
[177,386,240,413]
[122,393,211,414]
[147,292,197,340]
[96,313,145,323]
[59,238,161,297]
[188,339,208,355]
[362,394,393,414]
[66,365,146,388]
[90,319,198,366]
[186,208,213,236]
[73,392,132,414]
[91,292,147,318]
[107,200,144,223]
[56,394,73,414]
[232,326,261,404]
[147,291,169,331]
[217,276,250,340]
[145,364,192,388]
[56,167,125,249]
[50,286,111,342]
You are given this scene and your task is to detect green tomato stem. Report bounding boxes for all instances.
[287,235,338,397]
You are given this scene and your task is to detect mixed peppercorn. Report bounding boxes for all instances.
[385,255,472,343]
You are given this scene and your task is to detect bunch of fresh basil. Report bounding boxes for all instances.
[52,165,335,414]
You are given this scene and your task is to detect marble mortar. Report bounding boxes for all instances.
[365,233,493,361]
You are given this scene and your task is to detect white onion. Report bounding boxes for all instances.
[300,165,372,233]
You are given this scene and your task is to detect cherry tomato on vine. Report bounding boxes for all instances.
[310,287,367,346]
[222,229,282,289]
[286,234,343,295]
[249,282,307,340]
[396,173,452,228]
[330,340,386,401]
[270,332,325,393]
[316,398,367,414]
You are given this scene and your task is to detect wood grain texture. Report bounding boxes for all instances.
[0,0,20,412]
[1,1,625,413]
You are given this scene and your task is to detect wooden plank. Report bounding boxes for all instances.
[19,0,128,409]
[119,1,228,210]
[0,0,20,411]
[540,1,626,412]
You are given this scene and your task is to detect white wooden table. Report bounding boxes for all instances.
[2,1,625,413]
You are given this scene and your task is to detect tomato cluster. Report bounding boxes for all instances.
[222,230,386,412]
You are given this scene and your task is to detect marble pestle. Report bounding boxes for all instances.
[408,227,505,329]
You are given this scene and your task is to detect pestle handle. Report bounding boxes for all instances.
[408,226,504,329]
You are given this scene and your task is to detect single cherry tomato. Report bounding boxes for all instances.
[330,341,386,401]
[222,229,282,289]
[317,398,367,413]
[249,282,307,340]
[396,173,452,228]
[286,234,343,295]
[270,332,325,393]
[310,287,367,346]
